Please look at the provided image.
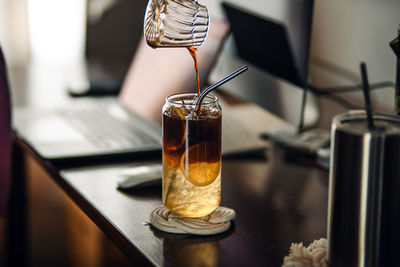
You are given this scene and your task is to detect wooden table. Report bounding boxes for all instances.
[9,131,328,266]
[7,60,328,266]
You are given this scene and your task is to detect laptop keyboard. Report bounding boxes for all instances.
[57,106,158,151]
[54,100,281,155]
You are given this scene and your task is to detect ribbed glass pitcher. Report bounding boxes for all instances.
[144,0,209,48]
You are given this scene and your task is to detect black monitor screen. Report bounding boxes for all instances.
[222,1,314,88]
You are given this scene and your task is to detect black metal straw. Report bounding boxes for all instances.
[195,65,248,113]
[360,62,374,129]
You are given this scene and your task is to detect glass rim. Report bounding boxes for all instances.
[166,93,218,106]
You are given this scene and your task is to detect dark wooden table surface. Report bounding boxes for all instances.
[7,60,329,266]
[11,129,329,266]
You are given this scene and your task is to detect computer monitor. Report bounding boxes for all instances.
[219,1,330,157]
[222,0,314,89]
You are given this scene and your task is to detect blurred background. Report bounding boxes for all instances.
[1,0,399,126]
[1,0,400,266]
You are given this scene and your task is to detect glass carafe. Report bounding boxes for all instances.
[144,0,209,48]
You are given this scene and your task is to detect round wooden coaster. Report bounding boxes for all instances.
[150,206,235,235]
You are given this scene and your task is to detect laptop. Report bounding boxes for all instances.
[14,17,281,163]
[67,0,147,97]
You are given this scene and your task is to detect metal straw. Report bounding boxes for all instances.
[195,65,248,113]
[360,62,374,129]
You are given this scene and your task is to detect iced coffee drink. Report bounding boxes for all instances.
[162,93,221,218]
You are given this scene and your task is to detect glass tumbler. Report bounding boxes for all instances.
[144,0,209,48]
[162,93,221,217]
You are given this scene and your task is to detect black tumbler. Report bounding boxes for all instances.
[328,111,400,267]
